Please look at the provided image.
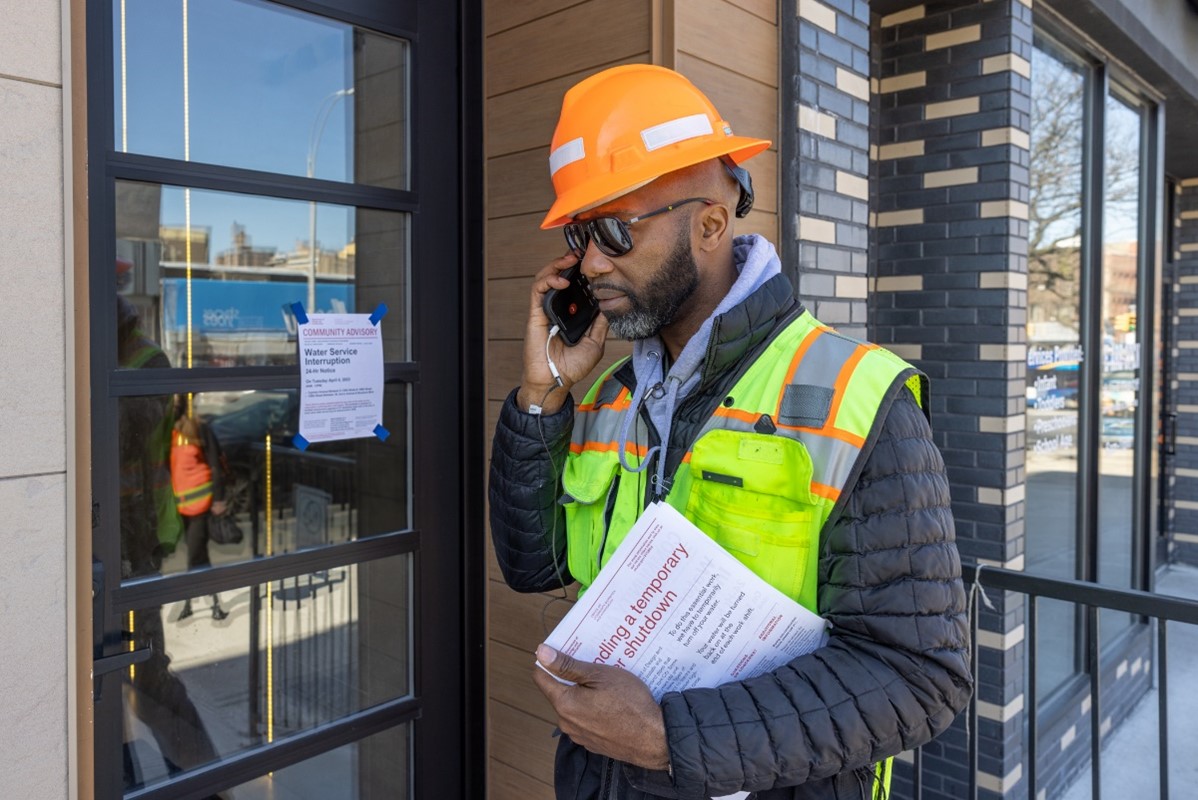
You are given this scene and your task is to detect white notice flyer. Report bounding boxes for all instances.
[542,502,828,701]
[296,312,385,447]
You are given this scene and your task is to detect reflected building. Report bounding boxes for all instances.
[215,223,279,268]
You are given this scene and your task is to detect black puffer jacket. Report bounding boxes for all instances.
[489,274,971,799]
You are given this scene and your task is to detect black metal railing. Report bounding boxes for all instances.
[908,565,1198,800]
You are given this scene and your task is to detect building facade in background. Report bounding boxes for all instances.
[0,0,1195,799]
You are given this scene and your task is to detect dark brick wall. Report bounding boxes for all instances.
[793,0,874,339]
[870,1,1033,797]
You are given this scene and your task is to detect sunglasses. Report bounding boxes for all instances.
[563,197,715,259]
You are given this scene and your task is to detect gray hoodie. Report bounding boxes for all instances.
[615,233,782,497]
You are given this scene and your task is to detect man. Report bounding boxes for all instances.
[489,65,971,800]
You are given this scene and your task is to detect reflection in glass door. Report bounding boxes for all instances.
[90,1,471,798]
[1024,28,1159,711]
[1097,91,1144,639]
[1025,36,1086,700]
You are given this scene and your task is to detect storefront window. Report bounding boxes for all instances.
[95,1,459,797]
[117,387,411,580]
[1026,38,1086,699]
[1026,32,1155,704]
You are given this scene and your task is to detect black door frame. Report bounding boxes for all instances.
[85,0,484,796]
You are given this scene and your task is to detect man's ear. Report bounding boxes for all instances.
[697,203,730,252]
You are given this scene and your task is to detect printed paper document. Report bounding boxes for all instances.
[542,502,828,700]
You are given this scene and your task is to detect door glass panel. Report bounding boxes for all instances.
[114,181,409,368]
[113,0,409,189]
[122,556,412,793]
[219,724,410,799]
[117,387,411,581]
[1025,38,1086,698]
[1098,92,1142,639]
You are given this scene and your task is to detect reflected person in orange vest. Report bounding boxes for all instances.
[170,395,230,621]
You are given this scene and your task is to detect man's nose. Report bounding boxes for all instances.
[579,240,613,280]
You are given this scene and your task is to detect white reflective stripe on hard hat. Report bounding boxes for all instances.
[640,113,714,152]
[549,137,586,176]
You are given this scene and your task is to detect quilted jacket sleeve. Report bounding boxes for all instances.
[488,388,575,593]
[642,387,972,798]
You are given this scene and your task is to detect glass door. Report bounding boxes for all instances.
[88,1,471,798]
[1025,27,1162,706]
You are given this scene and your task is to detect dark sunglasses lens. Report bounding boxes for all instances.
[591,217,633,257]
[563,224,588,258]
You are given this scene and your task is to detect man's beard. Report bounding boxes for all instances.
[601,228,699,341]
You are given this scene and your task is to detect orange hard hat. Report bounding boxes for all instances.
[541,65,771,229]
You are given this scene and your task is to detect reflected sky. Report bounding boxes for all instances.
[113,0,398,257]
[115,0,353,177]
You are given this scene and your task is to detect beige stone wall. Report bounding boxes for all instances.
[0,0,69,798]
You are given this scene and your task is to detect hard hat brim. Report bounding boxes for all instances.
[539,136,771,229]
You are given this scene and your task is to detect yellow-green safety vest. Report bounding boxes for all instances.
[562,309,926,800]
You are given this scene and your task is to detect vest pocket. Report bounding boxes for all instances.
[683,429,818,601]
[561,456,621,586]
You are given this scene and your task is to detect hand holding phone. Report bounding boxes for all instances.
[542,265,600,346]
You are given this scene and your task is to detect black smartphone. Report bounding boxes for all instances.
[542,265,600,346]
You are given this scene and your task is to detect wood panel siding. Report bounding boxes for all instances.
[674,52,777,146]
[486,0,651,97]
[490,760,556,800]
[483,0,778,795]
[486,214,566,280]
[675,0,778,89]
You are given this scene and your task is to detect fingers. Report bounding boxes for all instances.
[582,308,609,346]
[528,251,580,317]
[536,644,590,684]
[532,659,570,705]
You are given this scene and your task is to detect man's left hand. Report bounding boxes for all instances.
[533,644,670,772]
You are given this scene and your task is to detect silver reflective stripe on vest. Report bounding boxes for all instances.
[791,331,861,393]
[777,331,861,428]
[572,377,644,457]
[589,371,626,410]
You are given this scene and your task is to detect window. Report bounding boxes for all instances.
[1025,36,1086,699]
[1024,29,1160,703]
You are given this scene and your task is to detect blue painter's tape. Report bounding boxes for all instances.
[369,302,389,326]
[373,424,390,442]
[293,433,310,451]
[291,302,309,325]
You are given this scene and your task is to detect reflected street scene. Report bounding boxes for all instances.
[119,387,410,581]
[114,183,409,370]
[124,557,412,799]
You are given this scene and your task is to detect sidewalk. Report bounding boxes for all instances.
[1060,563,1198,800]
